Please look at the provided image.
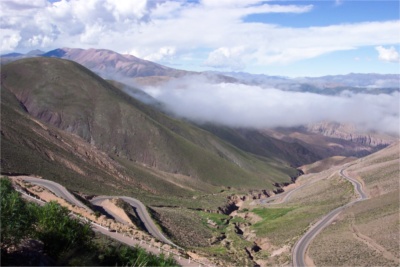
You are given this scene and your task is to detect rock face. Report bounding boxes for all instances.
[305,121,395,147]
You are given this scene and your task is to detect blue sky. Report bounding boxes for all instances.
[244,1,399,27]
[1,0,399,77]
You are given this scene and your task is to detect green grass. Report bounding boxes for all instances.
[246,174,354,248]
[251,207,296,234]
[252,207,295,221]
[198,211,230,228]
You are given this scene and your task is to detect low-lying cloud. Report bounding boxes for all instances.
[143,77,400,135]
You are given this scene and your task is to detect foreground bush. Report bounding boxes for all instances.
[0,177,178,266]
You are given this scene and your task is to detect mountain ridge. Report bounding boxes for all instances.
[1,57,300,197]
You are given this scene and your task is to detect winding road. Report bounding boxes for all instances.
[17,176,92,212]
[12,176,206,266]
[14,168,366,267]
[91,196,178,247]
[292,168,368,267]
[15,176,177,247]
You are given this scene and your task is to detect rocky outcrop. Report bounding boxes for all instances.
[306,121,395,147]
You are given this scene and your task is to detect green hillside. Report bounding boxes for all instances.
[1,57,298,197]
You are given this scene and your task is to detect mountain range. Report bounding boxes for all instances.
[2,48,398,91]
[1,48,397,199]
[1,47,399,266]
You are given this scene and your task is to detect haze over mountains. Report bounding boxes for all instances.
[2,47,399,89]
[2,47,397,157]
[1,57,304,197]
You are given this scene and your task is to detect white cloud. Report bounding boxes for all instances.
[144,46,176,61]
[0,0,399,75]
[204,47,245,70]
[375,46,400,63]
[144,78,400,135]
[0,0,154,52]
[0,29,21,51]
[1,0,47,10]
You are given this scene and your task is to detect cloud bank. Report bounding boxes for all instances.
[143,77,400,135]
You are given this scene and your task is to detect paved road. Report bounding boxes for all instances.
[17,176,92,212]
[91,197,130,224]
[260,174,326,205]
[92,196,178,247]
[292,168,368,267]
[13,177,204,266]
[15,176,177,248]
[14,176,203,264]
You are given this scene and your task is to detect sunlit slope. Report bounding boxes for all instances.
[1,57,298,193]
[309,142,400,266]
[0,85,139,195]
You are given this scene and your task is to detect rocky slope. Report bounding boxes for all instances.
[262,122,396,159]
[305,121,396,147]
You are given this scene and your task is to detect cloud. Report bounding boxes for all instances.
[0,0,155,51]
[375,46,400,63]
[0,29,21,51]
[143,77,400,135]
[144,46,176,61]
[1,0,399,75]
[204,47,245,70]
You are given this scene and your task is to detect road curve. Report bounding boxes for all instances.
[15,176,177,248]
[17,176,92,212]
[292,168,368,267]
[13,176,203,266]
[260,172,331,206]
[91,196,178,247]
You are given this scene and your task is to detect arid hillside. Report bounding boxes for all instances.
[309,142,399,266]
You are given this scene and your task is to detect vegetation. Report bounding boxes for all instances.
[251,207,295,232]
[0,177,178,266]
[0,178,36,249]
[309,143,400,266]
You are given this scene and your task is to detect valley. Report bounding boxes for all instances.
[1,53,398,266]
[1,1,399,266]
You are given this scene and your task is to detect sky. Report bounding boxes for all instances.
[1,0,399,77]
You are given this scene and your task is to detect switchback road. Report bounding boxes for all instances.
[17,176,92,212]
[292,168,368,267]
[14,176,202,265]
[17,177,176,247]
[91,196,178,247]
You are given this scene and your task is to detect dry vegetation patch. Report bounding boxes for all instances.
[149,207,213,247]
[309,190,399,266]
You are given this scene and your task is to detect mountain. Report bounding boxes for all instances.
[213,71,400,93]
[262,122,396,158]
[41,47,191,79]
[0,50,44,64]
[1,57,301,198]
[1,52,23,58]
[2,48,237,86]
